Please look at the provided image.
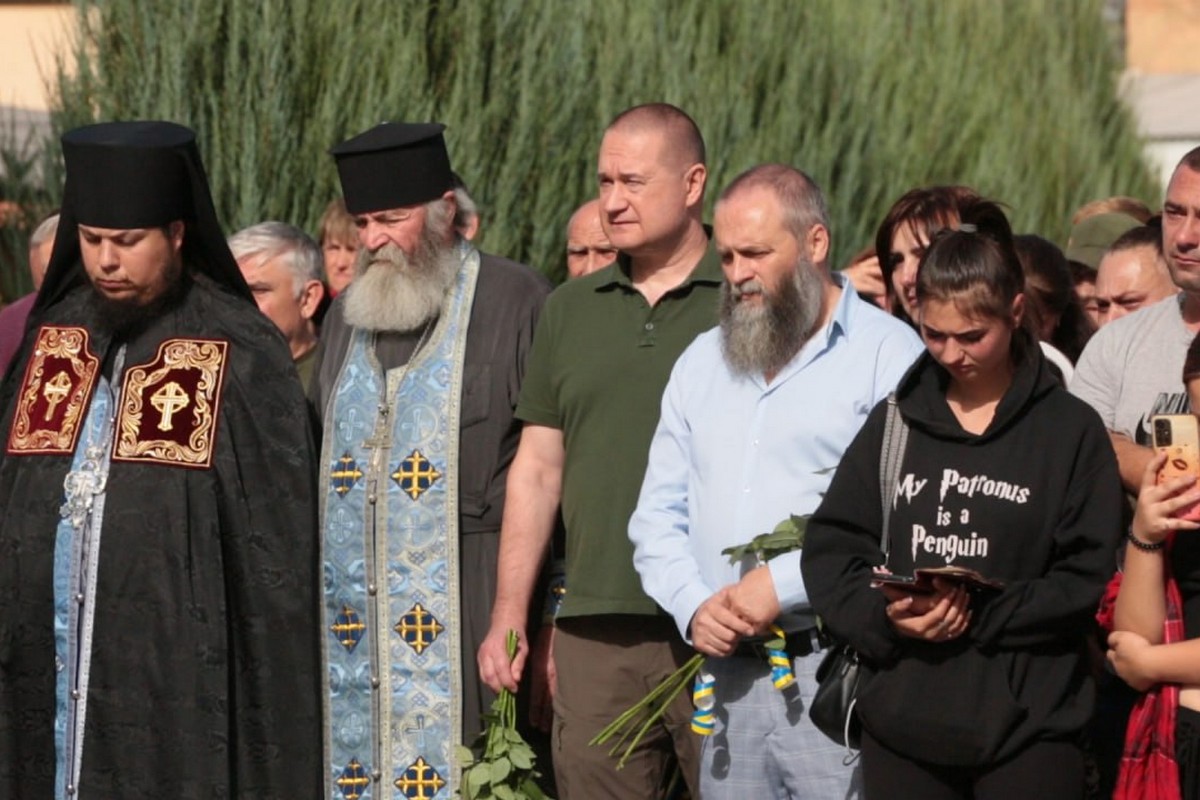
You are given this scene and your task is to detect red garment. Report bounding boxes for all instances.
[1096,569,1122,632]
[1102,555,1184,800]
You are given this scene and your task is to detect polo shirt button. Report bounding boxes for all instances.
[371,675,381,689]
[644,322,655,331]
[368,583,377,596]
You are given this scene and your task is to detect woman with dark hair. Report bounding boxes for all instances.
[1014,233,1095,372]
[1109,333,1200,798]
[874,185,981,325]
[802,197,1123,798]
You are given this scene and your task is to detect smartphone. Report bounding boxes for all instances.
[1152,414,1200,520]
[871,573,935,595]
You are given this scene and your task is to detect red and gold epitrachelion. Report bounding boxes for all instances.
[113,338,228,469]
[7,326,101,455]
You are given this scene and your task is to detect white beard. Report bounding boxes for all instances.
[342,241,460,333]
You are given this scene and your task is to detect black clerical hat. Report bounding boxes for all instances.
[35,120,250,313]
[62,121,196,228]
[331,122,453,215]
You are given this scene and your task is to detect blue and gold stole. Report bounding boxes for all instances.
[321,246,479,800]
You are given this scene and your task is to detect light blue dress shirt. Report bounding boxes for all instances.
[629,276,924,641]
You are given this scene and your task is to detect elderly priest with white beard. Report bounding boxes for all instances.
[310,122,551,799]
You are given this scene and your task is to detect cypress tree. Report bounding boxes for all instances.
[0,0,1159,295]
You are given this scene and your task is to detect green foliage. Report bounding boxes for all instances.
[594,512,806,767]
[458,630,551,799]
[0,114,59,301]
[0,0,1158,292]
[721,514,807,565]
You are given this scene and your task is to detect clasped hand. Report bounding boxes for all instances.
[689,566,781,657]
[880,577,972,642]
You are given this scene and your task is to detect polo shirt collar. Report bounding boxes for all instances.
[594,226,722,292]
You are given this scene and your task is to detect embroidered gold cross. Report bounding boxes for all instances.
[394,603,444,655]
[394,757,445,799]
[42,370,72,421]
[330,604,366,651]
[391,450,442,500]
[336,759,370,799]
[150,381,190,431]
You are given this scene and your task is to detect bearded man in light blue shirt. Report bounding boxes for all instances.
[629,163,923,799]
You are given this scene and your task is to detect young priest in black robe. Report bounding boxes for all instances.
[0,121,322,799]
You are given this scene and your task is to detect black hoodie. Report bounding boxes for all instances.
[802,338,1122,767]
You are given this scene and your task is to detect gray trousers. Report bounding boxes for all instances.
[700,649,864,800]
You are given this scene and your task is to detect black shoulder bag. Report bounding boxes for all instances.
[809,393,909,754]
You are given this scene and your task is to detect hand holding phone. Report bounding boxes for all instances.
[1151,415,1200,521]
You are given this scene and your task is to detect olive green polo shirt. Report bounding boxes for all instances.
[516,246,722,618]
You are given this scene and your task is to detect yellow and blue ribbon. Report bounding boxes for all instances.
[691,669,716,735]
[766,624,795,690]
[691,625,795,737]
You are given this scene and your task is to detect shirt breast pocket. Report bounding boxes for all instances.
[461,363,492,429]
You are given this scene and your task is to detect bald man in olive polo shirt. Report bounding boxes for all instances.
[478,103,719,798]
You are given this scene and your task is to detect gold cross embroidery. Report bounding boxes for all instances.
[150,381,190,432]
[391,450,442,500]
[42,370,72,421]
[394,757,445,799]
[330,605,366,651]
[335,759,370,799]
[394,603,444,655]
[332,454,365,496]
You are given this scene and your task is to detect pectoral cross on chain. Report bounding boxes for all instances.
[42,370,72,421]
[150,381,190,432]
[363,403,393,505]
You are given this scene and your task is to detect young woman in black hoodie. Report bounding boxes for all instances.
[802,198,1124,799]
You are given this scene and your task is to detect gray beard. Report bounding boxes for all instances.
[342,240,460,333]
[719,257,824,377]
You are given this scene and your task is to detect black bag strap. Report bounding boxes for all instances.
[878,393,908,558]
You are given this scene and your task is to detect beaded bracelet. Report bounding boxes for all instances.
[1127,530,1166,552]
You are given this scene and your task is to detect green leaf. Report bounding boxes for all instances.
[488,735,510,758]
[772,516,799,534]
[509,745,534,770]
[519,777,549,800]
[720,542,753,563]
[722,514,809,565]
[467,763,491,791]
[494,785,516,800]
[491,756,512,783]
[455,745,478,766]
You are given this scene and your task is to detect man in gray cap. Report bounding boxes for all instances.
[0,121,321,798]
[312,121,551,798]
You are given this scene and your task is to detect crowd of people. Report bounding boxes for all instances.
[0,100,1198,800]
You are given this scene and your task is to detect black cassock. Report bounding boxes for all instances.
[0,273,322,799]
